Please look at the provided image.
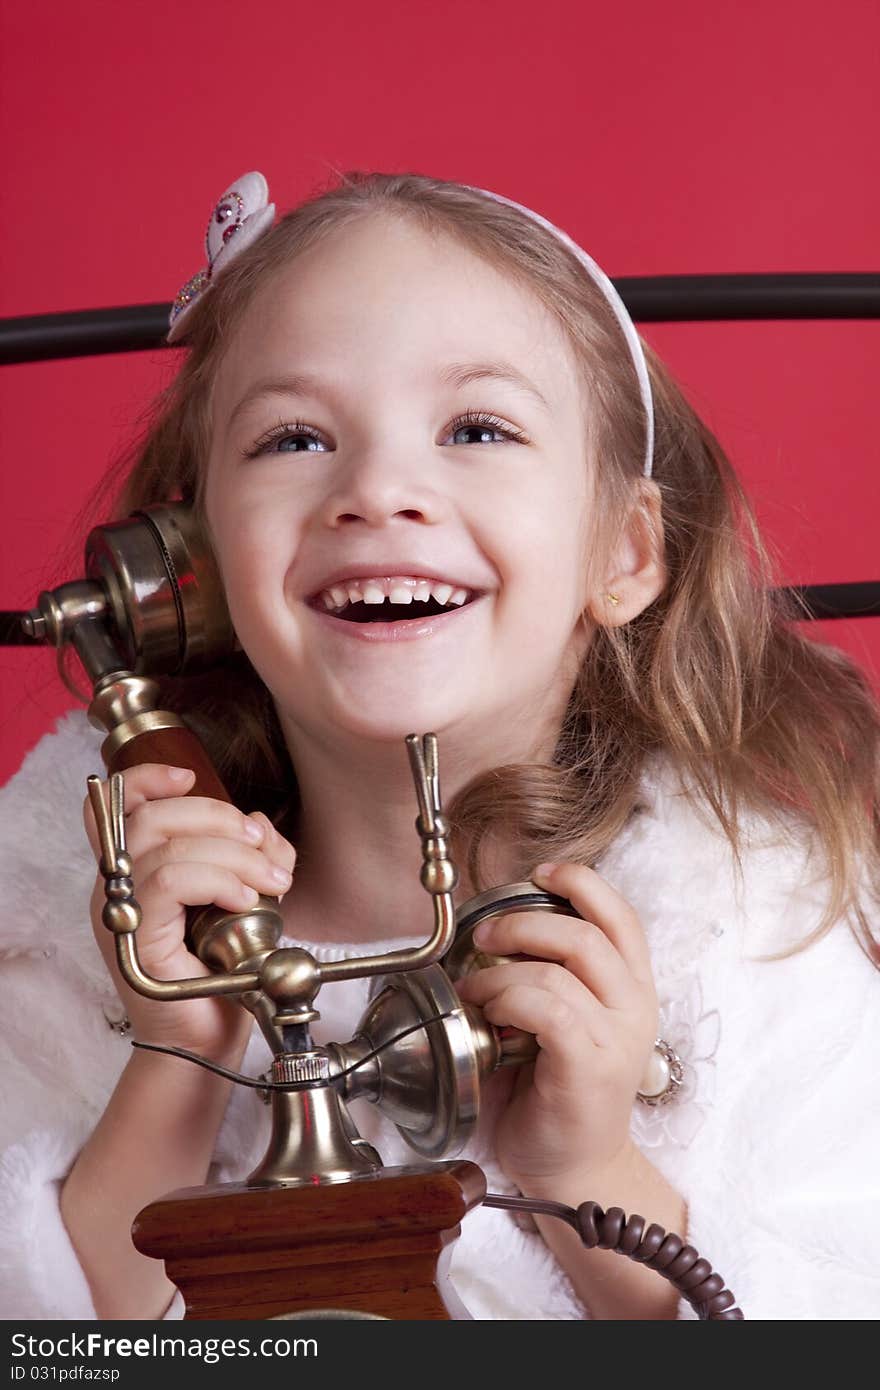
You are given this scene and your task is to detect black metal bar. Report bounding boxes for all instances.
[0,304,170,365]
[3,586,879,645]
[785,583,880,621]
[616,273,880,323]
[0,612,42,645]
[2,274,879,365]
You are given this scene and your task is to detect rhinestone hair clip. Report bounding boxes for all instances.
[167,171,275,343]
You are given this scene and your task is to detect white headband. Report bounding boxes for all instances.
[168,172,654,478]
[469,187,654,478]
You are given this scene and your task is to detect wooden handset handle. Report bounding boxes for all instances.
[107,721,230,802]
[99,701,282,964]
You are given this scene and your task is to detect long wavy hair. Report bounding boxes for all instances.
[100,171,879,963]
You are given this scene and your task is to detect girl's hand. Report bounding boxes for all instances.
[455,861,658,1194]
[83,764,296,1063]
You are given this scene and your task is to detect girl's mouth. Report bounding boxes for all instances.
[301,575,481,636]
[324,594,465,622]
[306,593,484,643]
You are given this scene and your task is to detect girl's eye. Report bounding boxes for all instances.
[446,410,527,446]
[244,409,528,459]
[245,421,328,457]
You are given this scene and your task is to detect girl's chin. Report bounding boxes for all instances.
[276,695,485,757]
[325,707,469,746]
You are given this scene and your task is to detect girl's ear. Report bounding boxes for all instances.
[585,479,666,626]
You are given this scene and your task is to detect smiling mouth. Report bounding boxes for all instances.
[307,573,485,623]
[325,596,474,623]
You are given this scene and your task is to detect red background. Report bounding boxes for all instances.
[1,0,878,785]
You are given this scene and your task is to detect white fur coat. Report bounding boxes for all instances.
[1,711,878,1320]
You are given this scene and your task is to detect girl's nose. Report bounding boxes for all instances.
[319,447,450,529]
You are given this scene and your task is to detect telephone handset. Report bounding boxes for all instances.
[26,502,277,965]
[28,503,741,1319]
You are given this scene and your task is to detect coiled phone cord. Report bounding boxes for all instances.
[483,1192,743,1319]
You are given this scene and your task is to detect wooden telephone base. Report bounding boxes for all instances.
[132,1161,486,1320]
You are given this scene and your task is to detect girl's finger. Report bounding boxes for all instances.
[477,983,607,1084]
[472,911,635,1010]
[134,836,293,899]
[82,764,196,854]
[245,811,296,876]
[530,862,653,984]
[457,959,609,1040]
[123,797,273,864]
[136,861,263,929]
[82,772,298,880]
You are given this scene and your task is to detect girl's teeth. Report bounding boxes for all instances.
[388,584,414,603]
[317,577,476,612]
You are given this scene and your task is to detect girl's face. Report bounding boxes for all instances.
[205,212,600,756]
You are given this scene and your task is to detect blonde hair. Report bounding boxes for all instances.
[110,171,879,964]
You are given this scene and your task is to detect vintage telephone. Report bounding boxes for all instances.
[25,502,742,1320]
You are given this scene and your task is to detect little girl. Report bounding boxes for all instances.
[1,171,878,1321]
